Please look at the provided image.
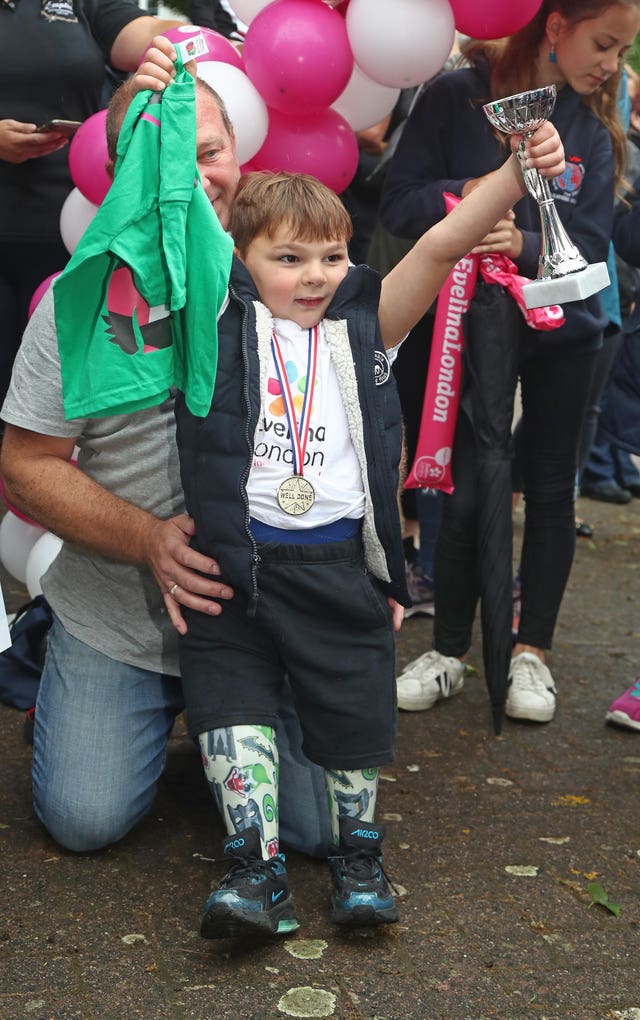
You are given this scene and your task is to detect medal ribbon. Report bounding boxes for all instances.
[270,325,318,477]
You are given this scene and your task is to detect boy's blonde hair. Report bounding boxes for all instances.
[230,171,353,257]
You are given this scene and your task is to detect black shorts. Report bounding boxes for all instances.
[179,536,397,770]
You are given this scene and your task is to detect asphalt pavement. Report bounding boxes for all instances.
[1,494,639,1020]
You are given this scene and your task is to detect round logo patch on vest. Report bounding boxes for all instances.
[374,350,390,386]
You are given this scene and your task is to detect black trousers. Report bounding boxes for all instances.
[434,342,599,654]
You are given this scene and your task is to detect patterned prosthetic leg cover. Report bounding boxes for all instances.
[199,724,280,858]
[324,767,380,841]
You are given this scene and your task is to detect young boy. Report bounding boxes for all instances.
[173,126,564,940]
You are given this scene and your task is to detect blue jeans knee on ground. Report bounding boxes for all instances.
[33,616,331,856]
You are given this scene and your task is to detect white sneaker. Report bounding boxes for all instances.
[506,652,556,723]
[396,650,465,712]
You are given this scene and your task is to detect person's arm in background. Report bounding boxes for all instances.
[355,116,392,157]
[109,13,186,70]
[613,174,640,266]
[0,123,70,165]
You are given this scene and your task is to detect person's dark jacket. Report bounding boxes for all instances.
[612,172,640,295]
[0,0,146,244]
[599,172,640,454]
[380,61,613,351]
[175,258,411,612]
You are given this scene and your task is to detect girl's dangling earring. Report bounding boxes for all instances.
[549,42,557,64]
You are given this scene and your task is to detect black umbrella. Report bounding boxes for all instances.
[461,279,522,734]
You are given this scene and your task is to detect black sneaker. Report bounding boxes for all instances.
[200,826,300,939]
[328,817,399,927]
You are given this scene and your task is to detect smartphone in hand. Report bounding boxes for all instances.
[36,119,82,137]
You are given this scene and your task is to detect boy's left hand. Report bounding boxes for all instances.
[387,597,404,632]
[131,34,197,95]
[510,121,565,179]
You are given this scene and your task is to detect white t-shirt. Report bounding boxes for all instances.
[247,317,366,529]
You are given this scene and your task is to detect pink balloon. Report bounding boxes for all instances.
[106,266,151,322]
[162,25,243,69]
[243,0,353,115]
[28,271,63,318]
[450,0,543,39]
[68,109,111,206]
[252,107,359,194]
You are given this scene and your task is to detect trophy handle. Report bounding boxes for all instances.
[515,138,552,204]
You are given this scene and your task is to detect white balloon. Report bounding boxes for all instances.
[197,61,269,166]
[0,512,45,584]
[25,532,63,599]
[59,188,98,255]
[346,0,455,88]
[332,64,400,132]
[226,0,271,26]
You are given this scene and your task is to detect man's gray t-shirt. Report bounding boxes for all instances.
[2,288,183,675]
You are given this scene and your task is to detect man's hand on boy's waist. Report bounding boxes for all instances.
[143,513,234,635]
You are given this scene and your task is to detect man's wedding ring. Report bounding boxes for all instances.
[169,583,179,599]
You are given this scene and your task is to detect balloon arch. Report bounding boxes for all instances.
[31,0,544,308]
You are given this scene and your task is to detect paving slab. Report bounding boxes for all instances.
[0,495,639,1019]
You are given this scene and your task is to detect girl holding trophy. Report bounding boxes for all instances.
[381,0,640,725]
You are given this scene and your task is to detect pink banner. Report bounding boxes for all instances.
[404,193,565,494]
[478,254,565,331]
[404,251,478,493]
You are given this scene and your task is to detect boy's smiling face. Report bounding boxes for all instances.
[240,224,350,329]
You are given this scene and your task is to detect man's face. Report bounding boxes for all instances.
[195,91,241,230]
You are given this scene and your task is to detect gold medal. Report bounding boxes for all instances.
[277,475,316,516]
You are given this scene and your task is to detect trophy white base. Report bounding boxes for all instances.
[522,262,610,309]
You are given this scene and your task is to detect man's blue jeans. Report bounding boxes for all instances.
[33,616,331,856]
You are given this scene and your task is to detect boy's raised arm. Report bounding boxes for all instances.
[378,122,565,349]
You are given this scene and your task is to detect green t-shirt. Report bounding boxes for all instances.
[54,62,233,419]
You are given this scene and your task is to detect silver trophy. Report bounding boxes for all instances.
[483,85,609,309]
